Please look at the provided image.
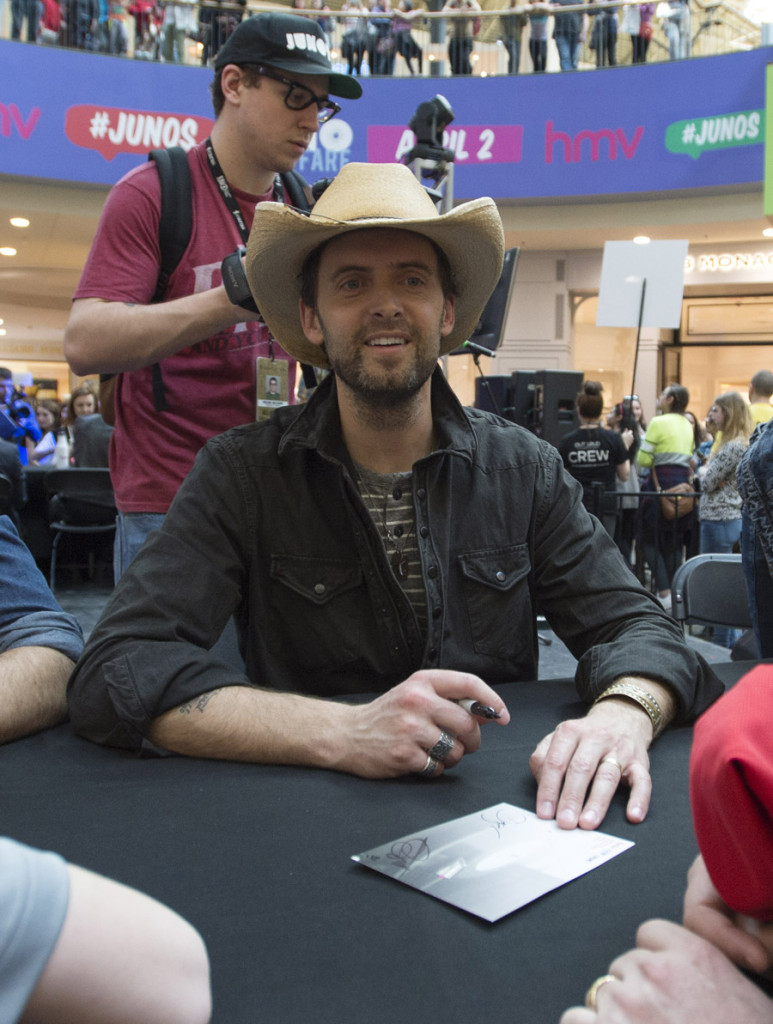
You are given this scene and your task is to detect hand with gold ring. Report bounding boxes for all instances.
[530,697,653,831]
[559,918,773,1023]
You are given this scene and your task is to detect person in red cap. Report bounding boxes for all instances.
[560,664,773,1023]
[64,12,362,582]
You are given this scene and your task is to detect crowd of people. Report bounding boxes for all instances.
[556,371,773,650]
[5,0,711,72]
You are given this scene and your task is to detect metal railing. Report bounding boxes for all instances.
[588,481,703,592]
[3,0,765,76]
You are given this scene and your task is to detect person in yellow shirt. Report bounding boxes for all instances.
[748,370,773,428]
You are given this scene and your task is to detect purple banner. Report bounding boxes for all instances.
[0,40,767,200]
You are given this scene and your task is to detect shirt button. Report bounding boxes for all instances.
[417,488,427,500]
[314,583,326,595]
[393,487,402,500]
[495,571,506,583]
[427,566,438,579]
[432,607,442,619]
[420,526,429,538]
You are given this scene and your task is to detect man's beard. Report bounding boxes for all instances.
[319,316,444,413]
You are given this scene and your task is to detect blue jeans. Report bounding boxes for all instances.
[700,518,742,648]
[554,32,580,70]
[741,513,773,658]
[113,511,165,583]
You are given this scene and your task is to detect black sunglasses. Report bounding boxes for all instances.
[250,64,341,124]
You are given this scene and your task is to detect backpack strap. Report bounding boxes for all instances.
[146,146,193,412]
[149,147,193,303]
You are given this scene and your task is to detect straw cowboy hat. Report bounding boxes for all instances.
[244,161,505,369]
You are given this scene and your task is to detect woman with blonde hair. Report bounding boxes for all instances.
[697,390,753,645]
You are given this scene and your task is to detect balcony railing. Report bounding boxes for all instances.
[3,0,765,75]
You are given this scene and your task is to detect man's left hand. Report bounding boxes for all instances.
[530,698,653,830]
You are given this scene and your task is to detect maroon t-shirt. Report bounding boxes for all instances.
[74,141,297,513]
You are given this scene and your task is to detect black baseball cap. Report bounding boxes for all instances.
[213,12,362,100]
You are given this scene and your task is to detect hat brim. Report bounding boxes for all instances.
[245,198,504,369]
[271,61,362,99]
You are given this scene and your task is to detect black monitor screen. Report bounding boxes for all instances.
[450,247,519,356]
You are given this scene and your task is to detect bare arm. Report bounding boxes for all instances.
[616,458,631,482]
[21,864,211,1024]
[64,291,261,376]
[0,646,71,743]
[147,669,510,779]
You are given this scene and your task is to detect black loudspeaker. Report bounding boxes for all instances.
[510,370,536,430]
[474,375,513,418]
[532,370,583,448]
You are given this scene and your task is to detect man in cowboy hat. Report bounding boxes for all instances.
[68,163,721,830]
[64,11,362,581]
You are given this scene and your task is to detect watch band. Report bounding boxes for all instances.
[221,247,260,315]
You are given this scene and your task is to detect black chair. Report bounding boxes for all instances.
[670,553,752,631]
[44,468,116,591]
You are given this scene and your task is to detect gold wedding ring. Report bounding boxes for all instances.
[585,974,617,1010]
[600,756,624,775]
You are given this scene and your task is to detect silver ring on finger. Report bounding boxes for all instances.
[416,754,440,779]
[427,730,455,762]
[600,756,624,775]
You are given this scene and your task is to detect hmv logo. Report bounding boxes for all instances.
[285,32,330,58]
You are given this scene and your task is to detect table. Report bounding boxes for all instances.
[0,678,704,1024]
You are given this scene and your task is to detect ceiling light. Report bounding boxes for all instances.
[10,217,29,228]
[0,329,6,336]
[633,236,651,245]
[763,228,773,238]
[0,248,16,257]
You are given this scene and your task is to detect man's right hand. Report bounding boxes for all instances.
[335,669,510,779]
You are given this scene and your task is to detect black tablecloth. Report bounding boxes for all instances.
[0,678,704,1024]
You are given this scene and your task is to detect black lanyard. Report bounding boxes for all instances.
[204,137,284,245]
[205,137,286,359]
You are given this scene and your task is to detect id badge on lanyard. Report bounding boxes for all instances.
[256,356,289,421]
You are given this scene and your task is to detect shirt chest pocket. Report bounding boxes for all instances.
[458,544,532,659]
[268,555,369,670]
[270,555,363,605]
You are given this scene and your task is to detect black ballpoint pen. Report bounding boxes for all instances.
[456,698,501,720]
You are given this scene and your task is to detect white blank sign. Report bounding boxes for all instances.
[596,240,688,329]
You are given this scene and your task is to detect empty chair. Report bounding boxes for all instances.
[670,553,752,635]
[45,468,116,591]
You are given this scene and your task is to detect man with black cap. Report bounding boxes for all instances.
[64,12,362,579]
[69,163,721,831]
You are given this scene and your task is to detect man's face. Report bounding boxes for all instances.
[657,388,673,413]
[299,228,455,407]
[0,378,13,406]
[230,66,326,177]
